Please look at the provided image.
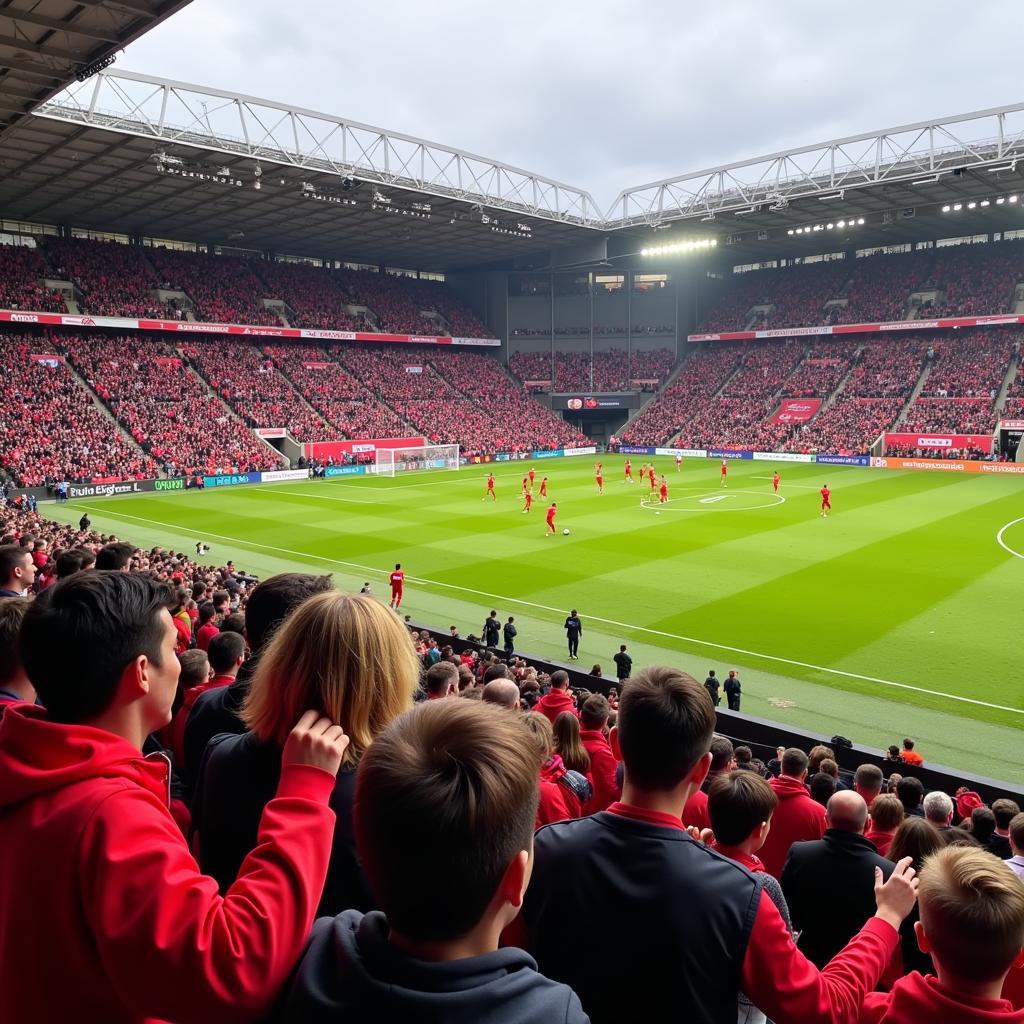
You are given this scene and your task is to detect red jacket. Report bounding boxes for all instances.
[579,728,620,811]
[536,755,586,828]
[760,774,827,878]
[683,788,710,830]
[536,688,576,725]
[0,703,336,1024]
[196,621,220,652]
[860,971,1024,1023]
[864,827,896,857]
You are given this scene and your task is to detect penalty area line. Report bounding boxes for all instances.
[73,502,1024,718]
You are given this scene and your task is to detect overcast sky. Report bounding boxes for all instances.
[121,0,1022,210]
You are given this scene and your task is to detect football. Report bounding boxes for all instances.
[562,528,570,536]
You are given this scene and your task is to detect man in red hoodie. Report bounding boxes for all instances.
[536,670,576,724]
[0,571,349,1024]
[760,747,826,878]
[579,693,620,811]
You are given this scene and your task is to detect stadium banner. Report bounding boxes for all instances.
[562,446,598,457]
[325,465,369,477]
[405,365,424,373]
[153,477,185,491]
[1000,419,1024,429]
[68,479,155,499]
[770,399,821,424]
[531,449,565,459]
[255,427,288,439]
[524,379,553,389]
[303,437,426,461]
[752,451,814,463]
[303,361,331,369]
[29,353,63,365]
[494,451,532,462]
[554,395,631,410]
[0,309,500,347]
[708,448,754,460]
[154,356,182,368]
[815,454,871,466]
[619,445,656,455]
[260,469,311,483]
[687,311,1024,343]
[655,447,707,458]
[870,456,1024,475]
[884,432,994,454]
[203,472,262,488]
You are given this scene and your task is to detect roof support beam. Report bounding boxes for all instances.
[0,33,84,61]
[0,10,120,43]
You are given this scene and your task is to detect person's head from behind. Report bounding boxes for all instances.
[708,770,778,854]
[197,601,217,627]
[354,700,539,948]
[0,598,33,701]
[923,791,954,827]
[242,591,419,767]
[888,816,944,871]
[207,630,245,678]
[20,572,178,741]
[520,711,555,764]
[481,679,519,709]
[969,806,997,843]
[708,736,735,774]
[552,710,589,774]
[810,772,837,807]
[482,663,509,684]
[580,693,610,731]
[915,846,1024,988]
[611,667,715,795]
[426,661,458,699]
[869,794,905,833]
[94,542,134,572]
[781,747,809,781]
[896,775,924,812]
[1010,813,1024,857]
[0,543,35,594]
[550,670,568,691]
[854,763,884,803]
[734,745,752,767]
[807,744,834,775]
[220,612,246,638]
[177,649,210,689]
[993,798,1021,832]
[902,737,916,753]
[825,790,868,833]
[243,572,333,655]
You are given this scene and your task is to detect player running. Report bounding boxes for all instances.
[639,461,648,482]
[772,471,780,493]
[720,459,728,488]
[522,489,533,514]
[595,462,604,494]
[528,467,536,488]
[647,465,656,495]
[820,484,831,518]
[539,476,548,498]
[659,476,669,504]
[624,458,633,482]
[675,451,683,472]
[545,501,558,535]
[389,563,405,609]
[483,472,496,501]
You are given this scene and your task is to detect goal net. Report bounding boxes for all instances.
[375,444,461,478]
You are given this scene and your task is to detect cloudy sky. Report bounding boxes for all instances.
[121,0,1021,209]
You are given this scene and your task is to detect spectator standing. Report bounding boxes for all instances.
[0,599,34,703]
[781,791,896,967]
[900,737,923,767]
[536,670,575,724]
[1006,812,1024,881]
[704,669,720,706]
[897,776,925,818]
[989,799,1021,860]
[195,601,220,651]
[503,616,517,658]
[865,794,905,856]
[481,678,520,709]
[854,764,884,806]
[724,670,742,711]
[760,748,827,878]
[564,608,583,660]
[612,643,632,683]
[922,791,957,838]
[482,610,500,648]
[579,693,621,812]
[521,712,592,828]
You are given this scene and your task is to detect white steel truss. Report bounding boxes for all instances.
[607,102,1024,228]
[34,69,603,227]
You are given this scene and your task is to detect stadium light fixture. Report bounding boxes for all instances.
[942,204,951,212]
[857,217,865,225]
[980,199,990,206]
[967,201,977,209]
[836,220,845,228]
[996,197,1006,204]
[639,238,717,257]
[787,229,794,235]
[826,223,834,229]
[1010,195,1019,203]
[953,203,963,211]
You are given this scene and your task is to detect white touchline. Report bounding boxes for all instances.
[996,517,1024,560]
[75,501,1024,717]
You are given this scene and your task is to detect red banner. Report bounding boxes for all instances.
[885,432,993,453]
[1000,420,1024,429]
[872,456,1024,474]
[771,398,821,424]
[303,362,331,369]
[29,353,62,365]
[303,436,426,461]
[155,356,181,368]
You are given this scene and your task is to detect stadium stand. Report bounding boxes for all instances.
[509,347,674,392]
[0,243,65,312]
[246,262,363,331]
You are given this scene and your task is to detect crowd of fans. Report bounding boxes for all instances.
[509,347,674,392]
[0,243,65,312]
[45,238,165,318]
[249,262,363,331]
[1,499,1023,1022]
[926,242,1024,317]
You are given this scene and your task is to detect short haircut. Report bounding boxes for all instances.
[355,700,539,941]
[896,775,924,809]
[242,592,419,765]
[520,710,554,760]
[207,630,245,674]
[1010,812,1024,851]
[481,679,520,709]
[616,667,715,791]
[0,598,29,688]
[426,661,459,696]
[550,670,569,689]
[220,612,246,637]
[992,799,1021,830]
[707,770,778,846]
[809,773,837,806]
[243,572,333,653]
[197,601,217,624]
[709,736,735,773]
[855,764,884,793]
[781,748,809,777]
[211,589,229,607]
[482,663,509,684]
[178,649,210,688]
[918,846,1024,982]
[94,542,134,571]
[21,572,174,723]
[0,544,29,584]
[869,794,905,831]
[923,791,954,824]
[580,693,610,730]
[807,745,834,774]
[971,806,997,842]
[734,745,752,766]
[902,737,915,751]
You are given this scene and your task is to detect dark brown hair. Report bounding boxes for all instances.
[708,771,778,846]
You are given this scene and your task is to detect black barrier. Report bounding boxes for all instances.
[408,622,1024,805]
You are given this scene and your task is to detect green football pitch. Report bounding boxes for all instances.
[48,456,1024,784]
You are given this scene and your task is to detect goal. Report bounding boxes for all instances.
[375,444,461,478]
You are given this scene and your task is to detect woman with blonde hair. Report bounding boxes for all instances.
[552,710,591,776]
[193,591,421,915]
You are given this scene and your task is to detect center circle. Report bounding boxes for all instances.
[637,487,786,513]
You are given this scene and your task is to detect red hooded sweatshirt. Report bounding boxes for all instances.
[579,728,620,811]
[536,688,576,725]
[759,774,827,878]
[0,703,337,1024]
[536,755,586,828]
[859,971,1024,1023]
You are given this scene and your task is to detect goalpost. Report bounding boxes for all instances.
[375,444,461,478]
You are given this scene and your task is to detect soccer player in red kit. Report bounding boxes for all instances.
[539,476,548,497]
[483,473,496,501]
[521,475,529,496]
[648,466,656,494]
[595,463,604,494]
[389,563,405,609]
[772,471,780,493]
[659,476,669,504]
[720,459,728,487]
[522,490,533,514]
[624,459,633,482]
[528,467,536,487]
[820,484,831,518]
[545,502,557,535]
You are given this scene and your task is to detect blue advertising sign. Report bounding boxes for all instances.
[814,454,871,466]
[324,465,369,477]
[203,472,261,488]
[619,445,656,455]
[708,449,754,460]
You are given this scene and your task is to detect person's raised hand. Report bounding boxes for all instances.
[282,710,349,777]
[873,857,919,930]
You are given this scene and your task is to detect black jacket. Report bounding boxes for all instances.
[780,829,894,968]
[482,618,501,647]
[277,910,588,1024]
[612,651,632,680]
[193,729,372,918]
[564,616,582,638]
[503,623,517,644]
[704,676,720,700]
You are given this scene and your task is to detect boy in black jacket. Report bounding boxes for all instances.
[279,699,588,1024]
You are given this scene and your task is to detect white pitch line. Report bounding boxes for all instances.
[73,502,1024,717]
[996,517,1024,560]
[750,477,821,488]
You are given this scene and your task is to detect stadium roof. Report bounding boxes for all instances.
[0,1,192,140]
[2,68,1024,270]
